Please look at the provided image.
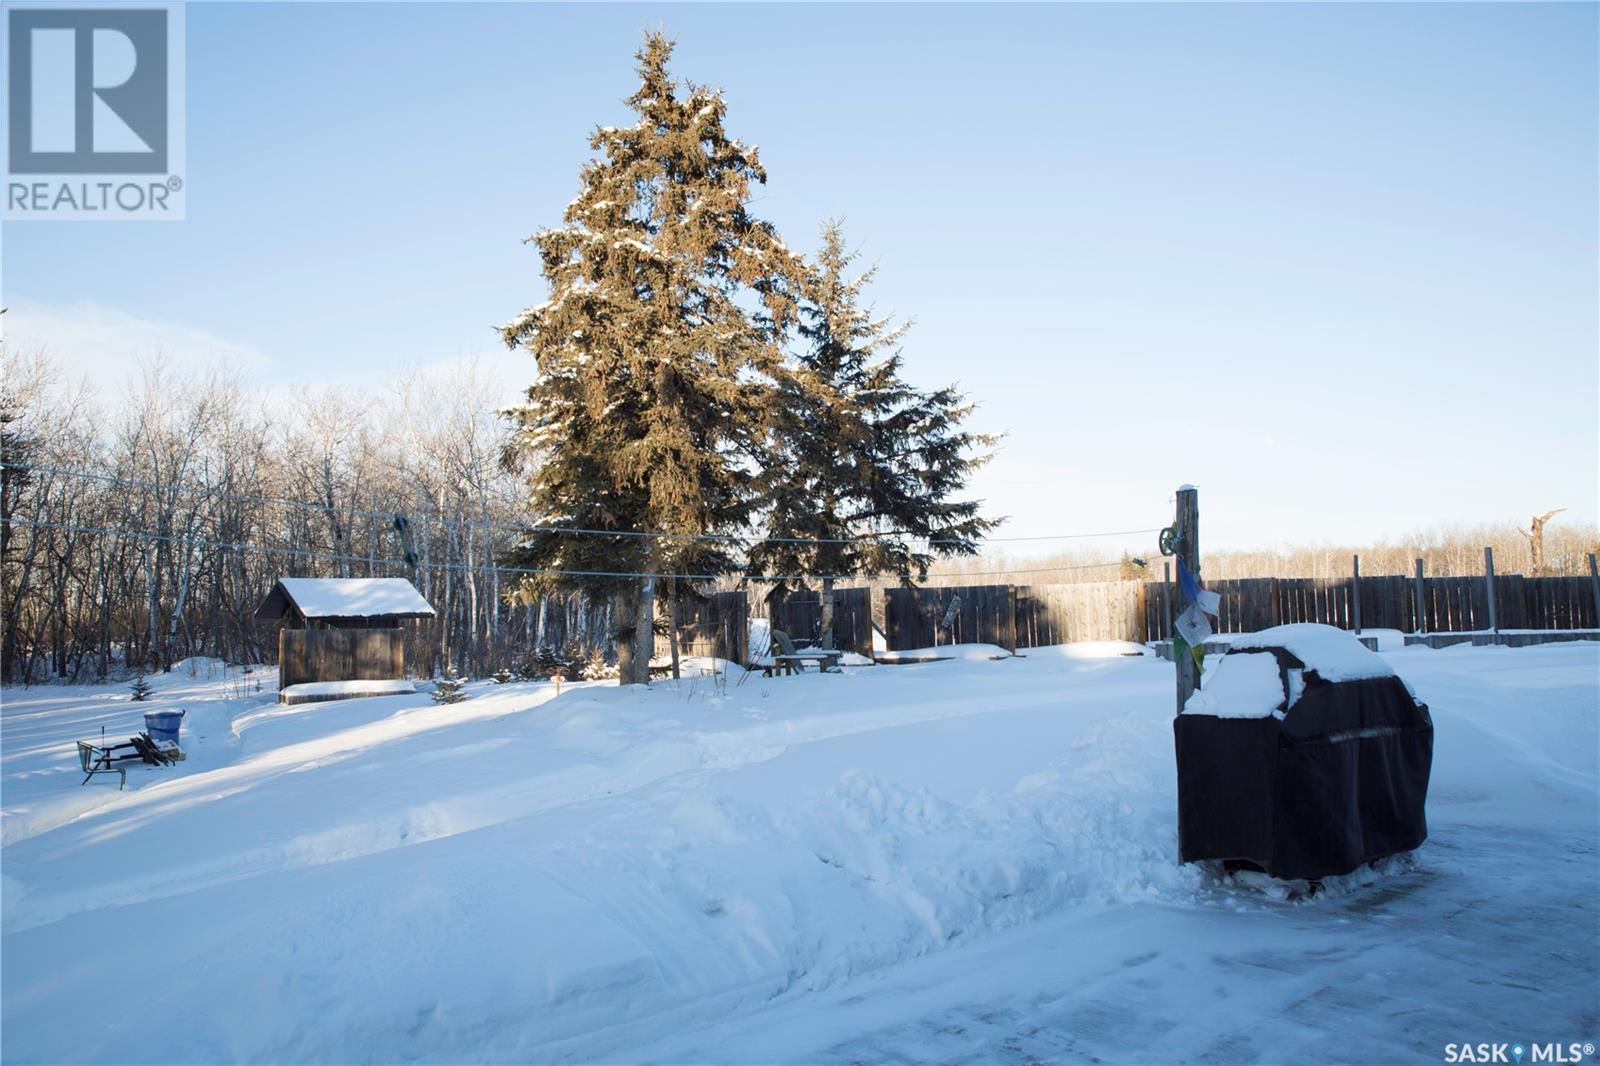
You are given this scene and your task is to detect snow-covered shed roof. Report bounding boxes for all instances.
[254,578,436,622]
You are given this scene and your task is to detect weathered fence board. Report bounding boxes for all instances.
[757,588,872,655]
[887,584,1030,649]
[901,582,1145,650]
[669,590,749,664]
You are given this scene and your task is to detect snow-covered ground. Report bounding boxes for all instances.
[1,642,1595,1064]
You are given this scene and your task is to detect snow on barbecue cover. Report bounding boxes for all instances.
[1173,624,1433,881]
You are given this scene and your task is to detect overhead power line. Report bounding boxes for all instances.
[2,516,1136,583]
[2,463,1162,548]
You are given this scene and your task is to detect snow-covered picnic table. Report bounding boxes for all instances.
[75,732,182,788]
[770,648,843,675]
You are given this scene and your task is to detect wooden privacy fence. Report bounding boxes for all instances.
[759,588,872,656]
[1016,583,1148,646]
[1486,574,1597,630]
[618,564,1600,668]
[669,590,749,664]
[663,588,874,662]
[279,628,405,689]
[886,583,1012,650]
[1137,573,1597,640]
[884,582,1151,650]
[744,570,1594,660]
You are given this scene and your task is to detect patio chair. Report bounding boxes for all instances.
[76,740,127,790]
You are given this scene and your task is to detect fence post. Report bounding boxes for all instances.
[1589,553,1599,631]
[819,576,836,650]
[1484,547,1498,637]
[667,578,681,681]
[1174,486,1200,714]
[1007,585,1017,655]
[1352,554,1362,634]
[1413,558,1426,635]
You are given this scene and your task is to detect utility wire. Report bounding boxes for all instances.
[2,516,1135,583]
[2,463,1161,547]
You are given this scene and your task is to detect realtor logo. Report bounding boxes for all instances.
[4,3,185,219]
[8,7,168,172]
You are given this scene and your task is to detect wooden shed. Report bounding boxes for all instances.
[254,577,436,703]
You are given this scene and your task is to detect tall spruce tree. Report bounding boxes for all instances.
[749,223,1000,647]
[500,32,804,684]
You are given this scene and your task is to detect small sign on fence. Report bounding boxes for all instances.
[940,594,963,632]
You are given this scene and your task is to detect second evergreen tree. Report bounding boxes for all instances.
[749,223,999,648]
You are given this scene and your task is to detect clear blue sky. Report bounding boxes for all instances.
[5,2,1596,555]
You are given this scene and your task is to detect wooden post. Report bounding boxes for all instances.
[820,576,836,650]
[1006,585,1018,655]
[667,577,681,681]
[1413,558,1426,634]
[1352,554,1362,634]
[641,575,657,681]
[1483,547,1498,636]
[1588,553,1599,630]
[1174,486,1200,714]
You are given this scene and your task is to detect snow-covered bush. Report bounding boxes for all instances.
[515,644,583,681]
[431,675,469,704]
[581,649,618,681]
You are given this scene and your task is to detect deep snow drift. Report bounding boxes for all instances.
[1,642,1595,1064]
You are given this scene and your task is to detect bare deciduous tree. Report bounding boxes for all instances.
[1518,509,1566,576]
[0,351,619,685]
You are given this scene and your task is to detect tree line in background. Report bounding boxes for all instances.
[928,520,1600,587]
[0,348,561,685]
[3,336,1592,688]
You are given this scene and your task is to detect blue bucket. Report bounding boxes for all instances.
[143,709,185,746]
